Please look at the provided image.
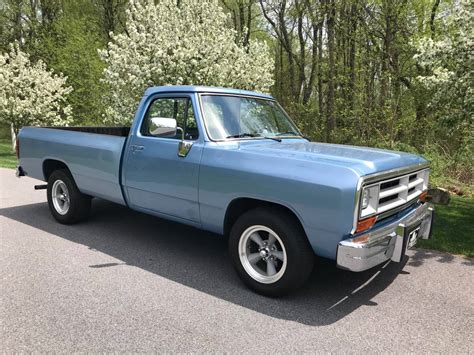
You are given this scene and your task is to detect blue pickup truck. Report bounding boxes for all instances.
[17,86,434,296]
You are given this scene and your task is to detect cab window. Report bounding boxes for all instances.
[141,97,199,140]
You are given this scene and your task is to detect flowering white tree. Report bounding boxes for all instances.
[0,43,73,147]
[414,0,473,128]
[414,0,473,179]
[100,0,274,124]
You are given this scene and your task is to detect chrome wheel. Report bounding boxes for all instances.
[238,225,287,284]
[51,180,70,215]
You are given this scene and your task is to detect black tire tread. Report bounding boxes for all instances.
[229,207,314,297]
[47,169,91,224]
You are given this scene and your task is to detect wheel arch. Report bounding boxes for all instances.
[223,197,307,237]
[42,159,71,181]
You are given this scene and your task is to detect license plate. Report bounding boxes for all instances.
[407,226,421,249]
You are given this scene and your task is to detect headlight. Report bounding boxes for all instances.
[360,185,379,218]
[362,189,370,209]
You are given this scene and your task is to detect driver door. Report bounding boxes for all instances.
[123,95,202,223]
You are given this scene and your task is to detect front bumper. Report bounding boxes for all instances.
[337,202,434,272]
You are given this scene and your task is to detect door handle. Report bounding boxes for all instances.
[178,141,193,157]
[130,145,145,152]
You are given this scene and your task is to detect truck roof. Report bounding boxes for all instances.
[144,85,274,100]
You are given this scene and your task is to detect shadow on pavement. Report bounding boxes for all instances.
[1,199,410,326]
[408,248,472,267]
[408,248,455,267]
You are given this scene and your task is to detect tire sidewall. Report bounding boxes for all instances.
[229,208,314,296]
[47,170,87,224]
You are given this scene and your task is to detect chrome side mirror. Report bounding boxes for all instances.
[148,118,192,157]
[176,127,193,157]
[178,141,193,157]
[149,117,177,137]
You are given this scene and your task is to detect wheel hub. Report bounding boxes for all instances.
[51,180,70,215]
[259,247,270,259]
[238,225,288,284]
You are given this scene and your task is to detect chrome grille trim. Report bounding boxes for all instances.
[351,162,430,234]
[362,162,429,184]
[360,168,429,218]
[377,199,419,221]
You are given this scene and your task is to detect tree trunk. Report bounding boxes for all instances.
[380,2,393,109]
[326,0,336,141]
[303,22,318,105]
[103,0,116,41]
[13,0,23,43]
[296,0,306,102]
[347,3,357,110]
[430,0,440,39]
[244,0,252,48]
[11,124,17,152]
[317,24,323,117]
[259,0,297,100]
[279,22,297,99]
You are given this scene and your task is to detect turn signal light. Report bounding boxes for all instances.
[356,216,377,233]
[419,190,428,202]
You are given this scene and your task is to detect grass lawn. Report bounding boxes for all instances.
[0,140,471,257]
[0,138,17,169]
[417,195,473,257]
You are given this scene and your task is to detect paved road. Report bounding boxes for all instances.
[1,168,473,352]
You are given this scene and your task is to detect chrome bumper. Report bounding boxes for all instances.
[337,203,434,272]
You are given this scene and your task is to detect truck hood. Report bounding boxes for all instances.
[239,140,427,176]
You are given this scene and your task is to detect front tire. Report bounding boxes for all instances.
[229,207,315,297]
[47,169,91,224]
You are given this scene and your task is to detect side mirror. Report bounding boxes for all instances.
[149,117,177,137]
[176,126,193,158]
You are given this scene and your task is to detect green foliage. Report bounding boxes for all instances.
[418,196,474,257]
[0,138,17,168]
[413,0,474,185]
[0,0,471,190]
[263,0,472,191]
[28,0,107,125]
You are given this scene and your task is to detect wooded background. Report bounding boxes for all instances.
[0,0,472,191]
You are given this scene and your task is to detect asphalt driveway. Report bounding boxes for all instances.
[1,168,473,352]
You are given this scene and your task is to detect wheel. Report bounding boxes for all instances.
[229,207,315,297]
[47,169,91,224]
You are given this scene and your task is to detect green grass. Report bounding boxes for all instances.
[417,195,474,257]
[0,136,471,257]
[0,138,17,169]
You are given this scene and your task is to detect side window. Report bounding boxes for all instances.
[186,102,199,140]
[141,97,199,140]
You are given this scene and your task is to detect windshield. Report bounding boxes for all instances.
[200,95,301,141]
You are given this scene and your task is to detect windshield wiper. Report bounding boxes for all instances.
[226,133,282,142]
[226,133,259,139]
[261,136,282,142]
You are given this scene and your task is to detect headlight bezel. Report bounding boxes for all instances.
[359,184,380,219]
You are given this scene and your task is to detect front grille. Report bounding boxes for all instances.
[379,194,398,204]
[380,179,399,190]
[376,169,429,214]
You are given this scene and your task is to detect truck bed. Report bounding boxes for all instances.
[18,126,129,205]
[45,126,130,137]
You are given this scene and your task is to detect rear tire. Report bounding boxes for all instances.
[229,207,315,297]
[47,169,91,224]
